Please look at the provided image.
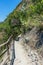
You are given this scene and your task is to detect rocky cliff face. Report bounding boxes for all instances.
[19,27,43,57]
[14,27,43,65]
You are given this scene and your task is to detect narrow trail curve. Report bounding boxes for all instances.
[14,41,32,65]
[13,40,43,65]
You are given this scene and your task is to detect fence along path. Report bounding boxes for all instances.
[0,35,15,65]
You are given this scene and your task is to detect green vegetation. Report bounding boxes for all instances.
[0,0,43,44]
[0,0,43,60]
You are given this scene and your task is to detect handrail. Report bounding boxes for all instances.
[0,49,8,57]
[1,56,9,65]
[0,35,12,48]
[0,35,13,65]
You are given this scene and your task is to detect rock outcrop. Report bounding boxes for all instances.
[20,27,43,57]
[14,28,43,65]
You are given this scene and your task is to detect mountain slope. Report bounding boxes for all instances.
[0,0,43,48]
[0,0,43,64]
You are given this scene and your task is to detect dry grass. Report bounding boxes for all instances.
[0,32,3,39]
[0,32,4,39]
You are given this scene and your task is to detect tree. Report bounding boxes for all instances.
[32,0,42,3]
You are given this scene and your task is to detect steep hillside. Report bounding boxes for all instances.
[0,0,43,64]
[0,0,43,47]
[0,0,43,29]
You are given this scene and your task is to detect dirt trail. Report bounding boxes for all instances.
[14,39,43,65]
